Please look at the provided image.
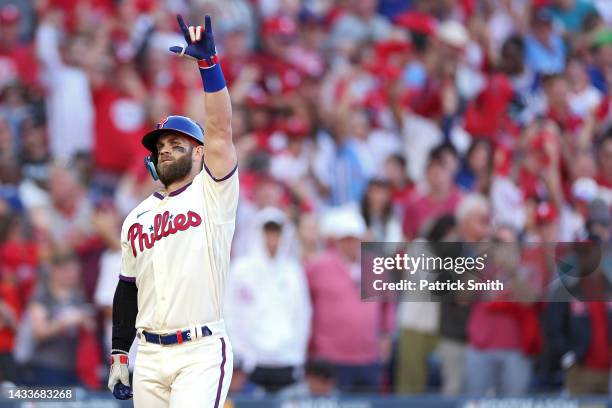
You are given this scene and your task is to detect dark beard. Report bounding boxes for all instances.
[157,149,193,186]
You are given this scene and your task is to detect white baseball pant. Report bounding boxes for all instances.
[133,321,233,408]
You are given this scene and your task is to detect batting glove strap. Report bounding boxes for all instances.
[197,55,219,69]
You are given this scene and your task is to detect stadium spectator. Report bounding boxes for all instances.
[588,28,612,94]
[226,207,311,393]
[38,163,105,299]
[0,263,20,384]
[524,8,567,75]
[314,82,374,206]
[383,153,414,209]
[545,198,612,395]
[394,214,457,394]
[438,194,491,395]
[360,178,403,242]
[499,35,543,126]
[546,296,612,395]
[35,11,94,161]
[402,143,462,240]
[0,4,38,89]
[26,250,94,386]
[455,139,494,194]
[567,58,603,118]
[465,226,542,397]
[306,206,393,392]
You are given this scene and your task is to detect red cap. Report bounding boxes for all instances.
[394,12,437,36]
[262,15,298,38]
[375,40,413,60]
[536,201,558,225]
[0,4,20,24]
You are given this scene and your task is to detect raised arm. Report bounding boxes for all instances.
[170,15,237,178]
[35,14,65,75]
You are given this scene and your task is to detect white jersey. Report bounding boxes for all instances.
[119,166,239,332]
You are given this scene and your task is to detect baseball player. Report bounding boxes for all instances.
[107,14,238,408]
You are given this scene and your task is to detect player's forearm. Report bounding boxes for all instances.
[111,280,138,353]
[35,23,63,71]
[200,62,237,175]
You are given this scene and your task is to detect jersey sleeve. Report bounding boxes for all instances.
[119,219,137,283]
[201,163,239,224]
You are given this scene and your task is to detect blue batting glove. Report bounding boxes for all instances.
[169,15,218,66]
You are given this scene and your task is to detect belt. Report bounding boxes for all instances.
[142,326,212,346]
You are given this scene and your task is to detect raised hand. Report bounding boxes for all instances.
[169,14,218,66]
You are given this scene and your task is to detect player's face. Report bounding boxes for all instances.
[155,134,194,186]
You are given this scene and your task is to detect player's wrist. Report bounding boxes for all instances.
[110,353,129,365]
[111,349,129,356]
[197,55,219,69]
[199,59,226,93]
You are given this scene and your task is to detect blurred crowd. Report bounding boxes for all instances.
[1,0,612,399]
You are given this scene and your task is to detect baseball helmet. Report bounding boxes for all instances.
[142,115,205,180]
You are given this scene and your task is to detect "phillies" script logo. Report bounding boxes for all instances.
[128,211,202,256]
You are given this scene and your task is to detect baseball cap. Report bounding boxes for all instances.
[437,20,469,49]
[258,207,286,231]
[394,11,437,36]
[320,205,366,239]
[375,40,413,60]
[0,4,20,24]
[572,177,599,202]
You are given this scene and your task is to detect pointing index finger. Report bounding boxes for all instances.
[204,15,212,34]
[176,14,189,41]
